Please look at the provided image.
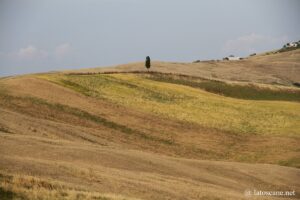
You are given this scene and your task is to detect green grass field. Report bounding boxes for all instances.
[143,73,300,101]
[39,73,300,136]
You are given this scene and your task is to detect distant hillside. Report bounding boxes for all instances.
[66,49,300,86]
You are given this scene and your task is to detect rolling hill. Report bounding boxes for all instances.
[66,49,300,86]
[0,49,300,200]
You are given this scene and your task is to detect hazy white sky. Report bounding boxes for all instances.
[0,0,299,76]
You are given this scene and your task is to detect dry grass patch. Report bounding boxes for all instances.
[0,171,139,200]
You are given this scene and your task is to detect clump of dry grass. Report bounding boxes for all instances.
[0,171,139,200]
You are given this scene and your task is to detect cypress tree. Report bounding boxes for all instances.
[145,56,151,71]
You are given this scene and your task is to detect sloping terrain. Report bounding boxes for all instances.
[0,50,300,200]
[67,49,300,86]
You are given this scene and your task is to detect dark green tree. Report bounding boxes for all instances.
[145,56,151,71]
